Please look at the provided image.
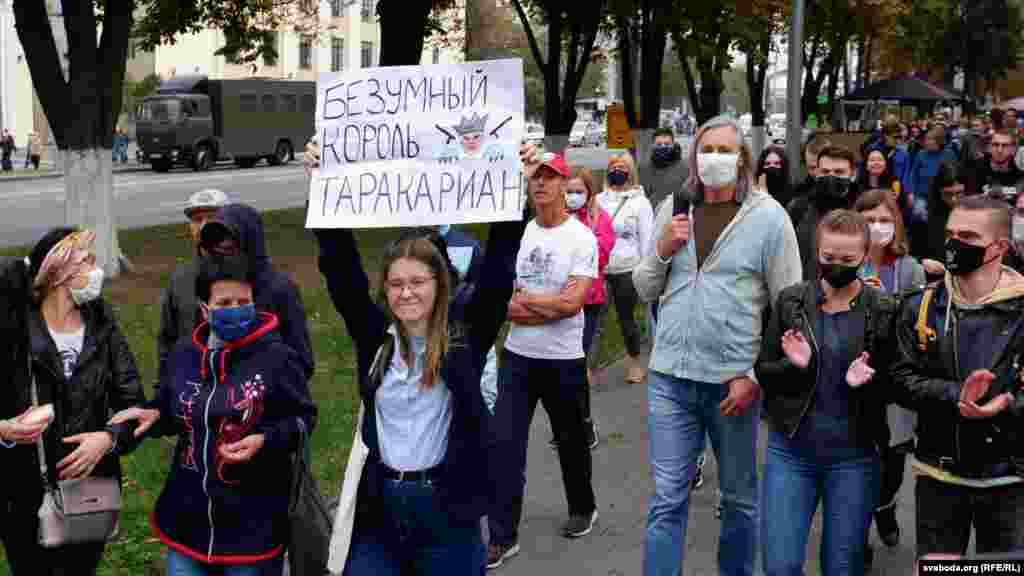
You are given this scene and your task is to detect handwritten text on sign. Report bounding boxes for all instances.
[306,59,526,229]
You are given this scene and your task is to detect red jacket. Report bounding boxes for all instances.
[572,205,615,306]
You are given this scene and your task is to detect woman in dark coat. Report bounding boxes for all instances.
[0,228,145,575]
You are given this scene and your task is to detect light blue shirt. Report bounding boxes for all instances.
[375,326,452,472]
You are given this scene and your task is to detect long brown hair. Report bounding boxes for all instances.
[854,188,910,258]
[377,235,451,389]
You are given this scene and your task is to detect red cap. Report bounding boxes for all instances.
[537,152,570,178]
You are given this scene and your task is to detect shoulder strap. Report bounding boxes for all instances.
[29,357,51,487]
[915,287,937,352]
[609,194,630,223]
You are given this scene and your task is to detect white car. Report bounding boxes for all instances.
[569,121,590,147]
[524,123,545,147]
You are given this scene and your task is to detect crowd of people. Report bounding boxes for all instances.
[0,109,1022,576]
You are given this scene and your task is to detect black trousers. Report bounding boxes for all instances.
[604,272,643,357]
[879,441,912,509]
[1,496,106,576]
[916,475,1024,557]
[487,350,597,547]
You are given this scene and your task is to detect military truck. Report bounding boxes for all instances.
[135,76,315,172]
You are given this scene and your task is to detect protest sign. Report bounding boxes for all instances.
[306,59,526,229]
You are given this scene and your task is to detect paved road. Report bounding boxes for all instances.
[496,352,924,576]
[0,163,308,248]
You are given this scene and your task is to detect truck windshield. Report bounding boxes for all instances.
[139,98,182,122]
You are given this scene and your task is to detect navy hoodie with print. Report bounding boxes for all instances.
[208,204,315,380]
[149,312,316,564]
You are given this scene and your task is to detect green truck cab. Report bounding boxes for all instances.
[136,75,315,172]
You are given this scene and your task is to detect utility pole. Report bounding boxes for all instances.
[786,0,805,185]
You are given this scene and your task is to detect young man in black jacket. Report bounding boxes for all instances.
[892,195,1024,558]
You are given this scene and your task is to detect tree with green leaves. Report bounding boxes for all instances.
[668,2,740,125]
[510,0,607,151]
[608,0,670,142]
[13,0,455,275]
[735,0,786,155]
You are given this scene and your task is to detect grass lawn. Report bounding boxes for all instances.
[0,206,636,575]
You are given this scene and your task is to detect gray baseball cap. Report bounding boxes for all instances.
[185,189,230,217]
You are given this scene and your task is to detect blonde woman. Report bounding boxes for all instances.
[596,153,654,383]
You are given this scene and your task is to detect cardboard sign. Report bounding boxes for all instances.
[306,59,526,229]
[605,103,636,150]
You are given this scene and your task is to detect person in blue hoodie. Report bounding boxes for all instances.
[109,254,316,575]
[198,203,314,381]
[906,126,958,258]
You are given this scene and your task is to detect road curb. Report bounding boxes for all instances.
[0,165,150,183]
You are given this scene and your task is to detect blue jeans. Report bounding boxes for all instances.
[345,477,485,575]
[761,431,880,576]
[166,548,283,575]
[644,371,760,576]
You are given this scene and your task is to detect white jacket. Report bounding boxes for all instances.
[597,186,654,275]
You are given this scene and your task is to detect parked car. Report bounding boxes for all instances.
[525,123,545,147]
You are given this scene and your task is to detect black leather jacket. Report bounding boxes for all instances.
[756,281,902,452]
[0,258,145,502]
[892,281,1024,479]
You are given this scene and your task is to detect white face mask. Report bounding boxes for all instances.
[697,152,739,188]
[869,222,896,246]
[70,268,104,306]
[1014,216,1024,243]
[566,192,587,211]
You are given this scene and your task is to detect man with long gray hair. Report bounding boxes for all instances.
[633,115,801,576]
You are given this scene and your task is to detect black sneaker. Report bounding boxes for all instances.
[486,542,520,570]
[586,420,599,450]
[874,506,900,547]
[691,454,706,491]
[561,509,599,538]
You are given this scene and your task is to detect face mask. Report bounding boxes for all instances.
[820,261,862,289]
[869,222,896,246]
[437,224,451,238]
[70,268,104,306]
[1014,216,1024,243]
[608,170,629,187]
[816,175,853,203]
[697,153,739,188]
[652,145,675,165]
[208,303,258,342]
[566,192,587,211]
[945,237,994,277]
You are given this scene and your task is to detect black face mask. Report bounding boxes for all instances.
[945,237,996,276]
[820,261,862,289]
[816,175,853,204]
[764,168,786,194]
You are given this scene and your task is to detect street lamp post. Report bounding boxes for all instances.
[786,0,806,185]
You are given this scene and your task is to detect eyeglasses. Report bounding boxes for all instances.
[386,276,436,294]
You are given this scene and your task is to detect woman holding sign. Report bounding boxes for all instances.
[307,142,533,574]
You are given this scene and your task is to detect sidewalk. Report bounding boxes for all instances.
[0,142,148,182]
[494,351,920,575]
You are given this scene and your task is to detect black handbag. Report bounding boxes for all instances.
[287,417,332,576]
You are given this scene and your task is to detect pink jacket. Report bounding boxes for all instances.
[573,205,615,306]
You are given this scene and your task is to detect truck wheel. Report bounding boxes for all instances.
[192,145,213,172]
[269,141,292,166]
[152,159,171,173]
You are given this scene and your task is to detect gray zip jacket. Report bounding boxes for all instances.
[633,187,801,385]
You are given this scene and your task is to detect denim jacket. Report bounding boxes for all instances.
[633,187,802,385]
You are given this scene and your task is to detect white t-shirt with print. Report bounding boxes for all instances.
[504,217,598,360]
[49,326,85,379]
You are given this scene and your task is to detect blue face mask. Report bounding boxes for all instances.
[208,304,258,342]
[608,170,629,187]
[438,224,451,238]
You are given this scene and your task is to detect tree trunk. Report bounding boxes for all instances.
[747,47,767,159]
[15,0,130,276]
[619,21,638,128]
[638,3,668,132]
[378,0,433,66]
[64,150,119,277]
